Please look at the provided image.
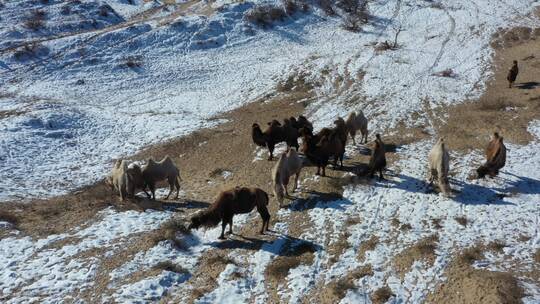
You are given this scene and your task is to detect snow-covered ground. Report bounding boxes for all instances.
[1,0,538,201]
[1,0,539,302]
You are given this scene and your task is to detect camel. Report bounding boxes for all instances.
[368,134,386,180]
[507,60,519,88]
[272,148,303,207]
[141,156,182,200]
[428,138,451,195]
[477,132,507,178]
[188,187,270,240]
[345,111,368,144]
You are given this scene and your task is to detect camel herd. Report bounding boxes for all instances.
[106,108,507,240]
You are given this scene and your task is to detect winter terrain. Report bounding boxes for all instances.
[0,0,539,303]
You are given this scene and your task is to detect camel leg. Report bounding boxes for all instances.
[175,177,180,199]
[228,217,233,235]
[149,183,156,200]
[165,184,173,200]
[267,143,275,161]
[219,220,227,240]
[292,172,299,192]
[316,166,321,176]
[379,169,384,181]
[351,131,356,145]
[258,205,270,234]
[322,165,326,177]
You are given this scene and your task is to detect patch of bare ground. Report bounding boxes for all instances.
[426,249,524,304]
[186,252,238,304]
[435,34,540,151]
[454,216,468,227]
[264,240,318,301]
[393,234,439,278]
[535,248,540,264]
[316,265,374,303]
[357,235,379,262]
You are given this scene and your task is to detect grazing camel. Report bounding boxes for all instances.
[368,134,386,180]
[507,60,519,88]
[301,127,344,177]
[428,138,451,195]
[345,111,368,144]
[477,132,507,178]
[290,115,313,133]
[141,156,182,200]
[272,148,303,208]
[188,187,270,240]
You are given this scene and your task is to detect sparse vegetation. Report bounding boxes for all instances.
[431,218,443,229]
[475,97,517,111]
[151,217,189,250]
[394,234,438,277]
[454,216,468,227]
[400,223,412,231]
[459,246,484,264]
[433,68,456,78]
[24,10,46,30]
[13,43,49,61]
[123,56,143,69]
[487,240,506,253]
[0,210,18,227]
[98,5,111,17]
[153,261,189,274]
[371,286,394,304]
[245,4,287,27]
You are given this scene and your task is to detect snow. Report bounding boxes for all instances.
[0,208,171,303]
[1,0,538,201]
[0,0,539,302]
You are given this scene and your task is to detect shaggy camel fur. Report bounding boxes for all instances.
[507,60,519,88]
[477,132,507,178]
[252,119,299,160]
[368,134,387,180]
[125,163,150,198]
[188,187,270,239]
[141,156,182,200]
[107,160,130,201]
[345,111,368,144]
[301,127,344,177]
[290,115,313,133]
[428,138,451,195]
[272,148,303,208]
[252,121,284,160]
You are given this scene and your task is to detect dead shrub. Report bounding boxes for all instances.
[475,97,516,111]
[24,10,46,30]
[318,0,335,16]
[13,43,49,61]
[371,286,394,304]
[151,217,189,250]
[433,68,456,78]
[534,248,540,263]
[245,5,287,27]
[123,56,142,68]
[153,261,189,274]
[459,246,484,265]
[431,218,443,229]
[282,0,308,15]
[341,14,363,32]
[487,240,506,253]
[0,210,18,227]
[98,5,112,17]
[399,223,412,231]
[454,216,468,227]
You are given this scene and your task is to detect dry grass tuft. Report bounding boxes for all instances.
[371,286,394,304]
[25,10,46,30]
[358,235,379,261]
[454,216,468,227]
[486,240,506,253]
[534,248,540,263]
[459,246,485,265]
[123,56,143,69]
[393,234,438,277]
[153,261,189,274]
[0,210,18,227]
[151,217,189,250]
[400,223,412,231]
[431,218,443,229]
[245,4,287,27]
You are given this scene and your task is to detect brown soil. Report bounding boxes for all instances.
[357,235,379,262]
[317,265,374,303]
[393,234,438,278]
[371,286,394,304]
[426,263,524,304]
